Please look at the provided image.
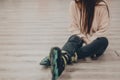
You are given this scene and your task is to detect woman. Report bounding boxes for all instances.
[40,0,110,80]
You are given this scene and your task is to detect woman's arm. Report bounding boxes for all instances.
[89,5,110,42]
[69,1,86,38]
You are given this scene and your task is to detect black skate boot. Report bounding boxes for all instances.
[49,47,68,80]
[40,52,78,66]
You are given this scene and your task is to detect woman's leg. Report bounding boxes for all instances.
[76,37,109,59]
[49,35,84,80]
[61,35,84,63]
[40,35,84,66]
[62,35,84,57]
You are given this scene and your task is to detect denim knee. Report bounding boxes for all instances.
[68,35,83,43]
[97,37,109,47]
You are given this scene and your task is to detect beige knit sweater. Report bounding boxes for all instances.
[69,0,110,44]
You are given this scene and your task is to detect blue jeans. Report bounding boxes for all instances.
[62,35,108,59]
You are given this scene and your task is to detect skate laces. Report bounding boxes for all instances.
[71,52,78,63]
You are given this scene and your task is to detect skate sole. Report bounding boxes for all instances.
[50,49,59,80]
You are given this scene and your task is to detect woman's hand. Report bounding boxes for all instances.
[81,37,90,45]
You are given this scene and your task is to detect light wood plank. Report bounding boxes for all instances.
[0,0,120,80]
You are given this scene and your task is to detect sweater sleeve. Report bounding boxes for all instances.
[89,5,110,42]
[69,1,86,38]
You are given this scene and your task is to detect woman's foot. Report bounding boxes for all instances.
[91,54,98,60]
[49,47,66,80]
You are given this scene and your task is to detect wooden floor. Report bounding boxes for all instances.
[0,0,120,80]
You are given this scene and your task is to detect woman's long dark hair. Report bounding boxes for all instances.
[75,0,109,34]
